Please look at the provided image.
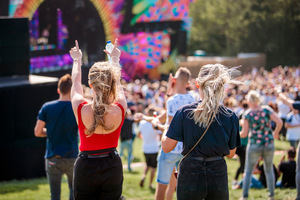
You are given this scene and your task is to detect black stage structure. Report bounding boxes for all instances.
[0,17,59,181]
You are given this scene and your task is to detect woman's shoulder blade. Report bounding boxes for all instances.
[82,103,123,134]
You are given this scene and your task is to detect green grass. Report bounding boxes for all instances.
[0,139,297,200]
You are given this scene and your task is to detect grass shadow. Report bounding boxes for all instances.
[0,177,48,194]
[124,170,140,175]
[149,187,156,194]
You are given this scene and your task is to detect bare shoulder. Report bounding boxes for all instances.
[71,94,87,118]
[115,98,127,114]
[108,103,124,118]
[81,103,123,134]
[80,103,93,125]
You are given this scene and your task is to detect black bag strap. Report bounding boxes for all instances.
[177,116,214,171]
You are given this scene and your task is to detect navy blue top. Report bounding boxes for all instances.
[38,100,79,159]
[293,102,300,111]
[166,101,241,157]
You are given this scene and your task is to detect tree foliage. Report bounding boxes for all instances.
[188,0,300,68]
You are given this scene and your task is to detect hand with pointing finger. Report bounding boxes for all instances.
[69,40,82,61]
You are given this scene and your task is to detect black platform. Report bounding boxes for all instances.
[0,75,59,181]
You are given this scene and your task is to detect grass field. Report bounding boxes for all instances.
[0,138,297,200]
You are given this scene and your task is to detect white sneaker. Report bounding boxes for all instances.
[232,180,238,189]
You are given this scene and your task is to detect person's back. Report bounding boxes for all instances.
[42,100,78,157]
[244,105,275,146]
[70,39,127,200]
[166,93,195,153]
[77,101,124,151]
[285,109,300,148]
[81,103,123,134]
[278,147,296,188]
[240,90,283,200]
[139,120,159,154]
[168,102,239,157]
[34,73,78,200]
[119,111,134,172]
[279,160,296,187]
[155,67,195,200]
[162,64,241,200]
[120,115,134,142]
[138,108,160,189]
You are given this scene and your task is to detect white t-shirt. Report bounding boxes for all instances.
[139,120,160,154]
[277,100,291,119]
[286,112,300,141]
[166,93,195,154]
[189,90,201,102]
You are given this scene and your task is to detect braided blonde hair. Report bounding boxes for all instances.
[86,61,121,135]
[192,64,240,127]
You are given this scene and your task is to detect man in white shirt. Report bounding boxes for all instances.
[285,108,300,148]
[155,67,195,200]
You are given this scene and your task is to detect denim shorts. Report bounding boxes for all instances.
[156,149,183,184]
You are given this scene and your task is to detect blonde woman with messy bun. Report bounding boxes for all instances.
[162,64,241,200]
[69,39,127,200]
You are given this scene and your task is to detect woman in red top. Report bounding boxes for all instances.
[69,39,127,200]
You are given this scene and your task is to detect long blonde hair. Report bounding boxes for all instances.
[86,61,121,135]
[192,64,240,127]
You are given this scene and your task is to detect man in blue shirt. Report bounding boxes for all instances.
[34,74,78,200]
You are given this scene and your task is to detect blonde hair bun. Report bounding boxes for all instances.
[192,63,241,127]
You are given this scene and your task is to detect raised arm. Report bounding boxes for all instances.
[104,39,127,111]
[278,92,294,110]
[69,40,85,116]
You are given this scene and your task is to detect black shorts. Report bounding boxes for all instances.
[73,150,123,200]
[144,153,158,168]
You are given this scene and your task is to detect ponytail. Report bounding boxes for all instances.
[85,62,119,135]
[191,64,240,127]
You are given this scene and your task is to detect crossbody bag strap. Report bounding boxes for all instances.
[177,116,214,171]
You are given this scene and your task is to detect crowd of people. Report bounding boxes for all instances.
[119,65,300,200]
[34,39,300,200]
[122,66,300,192]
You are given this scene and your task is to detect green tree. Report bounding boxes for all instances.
[188,0,300,68]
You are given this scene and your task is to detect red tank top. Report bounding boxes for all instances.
[77,101,125,151]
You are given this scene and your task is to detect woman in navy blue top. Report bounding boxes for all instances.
[161,64,241,200]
